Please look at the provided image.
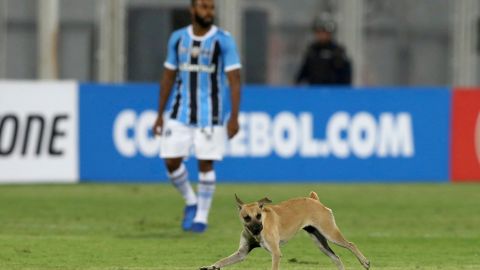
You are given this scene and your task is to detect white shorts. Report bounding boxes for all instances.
[160,119,226,160]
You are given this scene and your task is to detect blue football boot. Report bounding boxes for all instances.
[182,205,197,231]
[191,222,208,233]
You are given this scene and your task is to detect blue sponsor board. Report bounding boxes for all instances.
[220,86,451,182]
[80,84,166,182]
[80,84,451,182]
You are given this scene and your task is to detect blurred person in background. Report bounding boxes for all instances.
[295,16,352,86]
[152,0,242,233]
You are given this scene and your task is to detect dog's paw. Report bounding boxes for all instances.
[362,260,371,269]
[199,266,219,270]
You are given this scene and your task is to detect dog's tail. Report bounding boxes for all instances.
[309,191,319,200]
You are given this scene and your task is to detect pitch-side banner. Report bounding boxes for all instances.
[0,81,78,183]
[80,84,163,182]
[80,84,450,182]
[451,89,480,181]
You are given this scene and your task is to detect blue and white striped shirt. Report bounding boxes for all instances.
[164,25,241,127]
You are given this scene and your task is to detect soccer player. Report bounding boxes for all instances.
[153,0,241,233]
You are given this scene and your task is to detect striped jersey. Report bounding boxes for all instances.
[164,25,241,127]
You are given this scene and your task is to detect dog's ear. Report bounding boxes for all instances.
[257,197,272,209]
[235,194,244,210]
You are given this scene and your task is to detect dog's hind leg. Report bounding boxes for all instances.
[310,211,370,269]
[304,226,345,270]
[331,236,370,270]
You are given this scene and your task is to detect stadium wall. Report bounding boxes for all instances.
[1,82,479,183]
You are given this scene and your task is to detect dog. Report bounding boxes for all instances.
[199,192,370,270]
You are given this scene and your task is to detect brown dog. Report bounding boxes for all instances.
[199,192,370,270]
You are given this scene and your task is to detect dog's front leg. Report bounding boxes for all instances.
[272,245,282,270]
[199,230,258,270]
[262,235,282,270]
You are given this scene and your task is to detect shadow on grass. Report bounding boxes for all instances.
[288,258,320,265]
[116,230,204,240]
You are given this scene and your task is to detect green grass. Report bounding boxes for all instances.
[0,183,479,270]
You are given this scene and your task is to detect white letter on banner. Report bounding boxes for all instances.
[249,112,272,157]
[273,112,298,158]
[317,140,330,157]
[377,113,415,157]
[136,110,161,157]
[113,110,137,157]
[327,112,350,158]
[228,113,248,157]
[349,112,377,159]
[299,113,318,157]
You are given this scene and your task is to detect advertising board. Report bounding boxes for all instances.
[451,89,480,181]
[0,81,78,183]
[80,85,451,182]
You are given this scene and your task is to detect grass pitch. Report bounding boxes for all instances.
[0,183,479,270]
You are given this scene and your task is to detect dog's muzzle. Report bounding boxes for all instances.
[248,223,263,235]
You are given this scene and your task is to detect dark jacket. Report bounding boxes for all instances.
[296,41,352,85]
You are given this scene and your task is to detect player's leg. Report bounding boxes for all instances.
[192,160,216,232]
[160,120,197,231]
[164,158,196,205]
[192,126,225,233]
[164,157,198,230]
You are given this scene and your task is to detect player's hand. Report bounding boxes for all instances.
[227,117,239,139]
[153,116,163,136]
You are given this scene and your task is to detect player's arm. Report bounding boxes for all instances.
[153,31,180,136]
[153,68,178,136]
[223,33,242,139]
[226,69,241,139]
[158,68,178,115]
